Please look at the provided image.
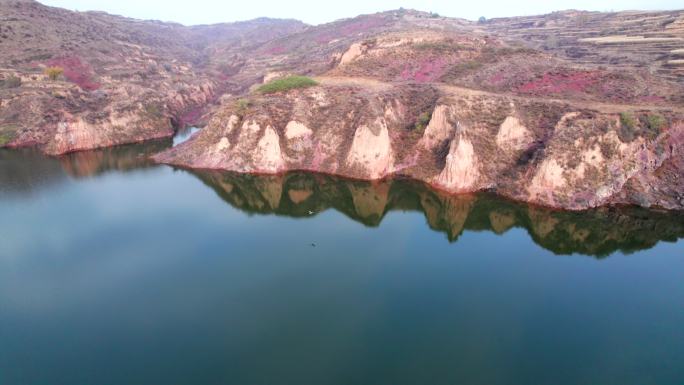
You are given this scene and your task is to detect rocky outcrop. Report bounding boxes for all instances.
[0,0,300,155]
[496,116,534,152]
[421,105,455,150]
[346,119,394,179]
[254,126,286,173]
[154,84,437,180]
[608,123,684,209]
[434,134,482,192]
[340,43,367,65]
[44,111,173,155]
[155,82,684,211]
[0,72,216,154]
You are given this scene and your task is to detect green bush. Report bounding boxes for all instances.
[414,40,465,52]
[44,66,64,81]
[0,75,21,89]
[257,76,318,94]
[236,98,251,110]
[646,113,667,131]
[619,112,638,142]
[235,98,252,116]
[0,134,10,146]
[620,112,637,130]
[415,112,432,131]
[0,124,19,146]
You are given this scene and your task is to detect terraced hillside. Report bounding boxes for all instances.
[483,10,684,81]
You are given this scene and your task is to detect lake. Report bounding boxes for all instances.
[1,138,683,385]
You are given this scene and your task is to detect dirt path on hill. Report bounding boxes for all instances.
[314,76,392,91]
[315,76,684,113]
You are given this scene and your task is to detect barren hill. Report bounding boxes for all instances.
[1,2,683,210]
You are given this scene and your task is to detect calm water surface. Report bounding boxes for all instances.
[1,139,683,385]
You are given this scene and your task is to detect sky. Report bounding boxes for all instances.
[38,0,683,25]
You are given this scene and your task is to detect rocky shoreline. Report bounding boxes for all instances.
[2,1,682,211]
[154,82,684,211]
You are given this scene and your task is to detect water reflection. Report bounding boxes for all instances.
[0,148,66,195]
[0,139,169,196]
[58,138,170,177]
[1,140,683,257]
[192,171,684,257]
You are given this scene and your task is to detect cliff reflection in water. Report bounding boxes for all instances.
[58,138,171,177]
[0,139,170,195]
[2,139,683,258]
[193,170,684,257]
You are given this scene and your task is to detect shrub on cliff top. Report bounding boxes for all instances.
[620,112,637,130]
[45,66,64,81]
[646,113,667,132]
[235,98,252,116]
[257,76,318,94]
[619,112,638,142]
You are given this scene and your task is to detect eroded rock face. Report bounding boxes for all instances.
[435,135,481,192]
[346,119,394,179]
[421,105,455,150]
[254,126,285,173]
[496,116,534,152]
[155,83,684,211]
[44,110,173,155]
[340,43,366,65]
[285,121,313,140]
[608,123,684,209]
[154,84,436,180]
[1,77,212,155]
[523,112,675,209]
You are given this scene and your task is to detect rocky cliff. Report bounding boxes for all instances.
[155,76,683,210]
[2,2,683,210]
[0,0,304,154]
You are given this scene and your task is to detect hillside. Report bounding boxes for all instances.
[1,1,683,210]
[0,0,304,153]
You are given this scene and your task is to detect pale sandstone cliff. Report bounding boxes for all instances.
[155,80,684,210]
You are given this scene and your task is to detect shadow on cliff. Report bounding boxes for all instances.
[189,170,684,258]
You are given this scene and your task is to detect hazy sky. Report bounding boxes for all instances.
[38,0,683,25]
